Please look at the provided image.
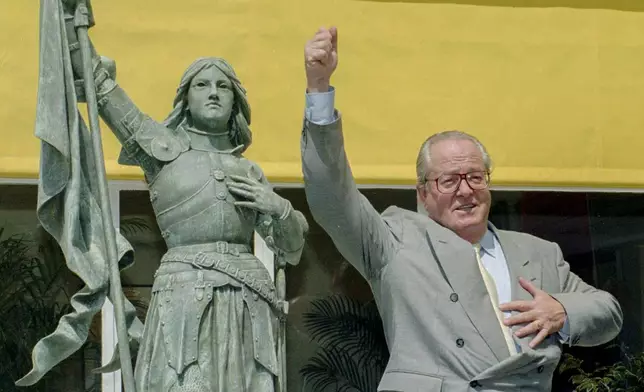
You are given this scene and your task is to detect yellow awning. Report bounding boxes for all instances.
[3,0,644,188]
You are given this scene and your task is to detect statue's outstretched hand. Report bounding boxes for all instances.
[227,175,289,218]
[304,27,338,93]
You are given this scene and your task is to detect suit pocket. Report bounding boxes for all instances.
[378,370,443,392]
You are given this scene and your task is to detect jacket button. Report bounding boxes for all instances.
[537,365,545,373]
[450,293,459,302]
[470,380,481,388]
[456,338,464,348]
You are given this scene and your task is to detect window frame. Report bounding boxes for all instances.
[2,176,644,391]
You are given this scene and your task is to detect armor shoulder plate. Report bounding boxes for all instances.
[134,117,188,162]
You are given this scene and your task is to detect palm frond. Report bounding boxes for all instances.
[300,294,390,392]
[0,228,82,391]
[0,226,151,391]
[303,295,389,368]
[301,346,382,392]
[120,217,151,237]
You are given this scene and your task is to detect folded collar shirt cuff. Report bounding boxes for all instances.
[558,317,571,344]
[305,86,336,125]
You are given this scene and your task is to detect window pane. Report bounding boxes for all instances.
[276,188,639,392]
[119,190,165,289]
[114,186,642,391]
[0,184,99,392]
[276,188,416,392]
[118,190,165,329]
[588,193,644,353]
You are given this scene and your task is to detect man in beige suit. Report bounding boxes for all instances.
[300,27,623,391]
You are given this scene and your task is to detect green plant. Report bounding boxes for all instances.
[300,294,389,392]
[0,218,152,391]
[119,217,154,238]
[558,344,644,392]
[0,226,103,391]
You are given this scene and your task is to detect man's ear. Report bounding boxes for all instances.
[417,182,428,198]
[416,185,428,214]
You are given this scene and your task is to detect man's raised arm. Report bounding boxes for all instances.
[300,27,397,281]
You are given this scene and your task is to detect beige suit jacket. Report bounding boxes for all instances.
[300,114,623,392]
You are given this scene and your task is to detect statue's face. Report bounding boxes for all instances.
[186,66,235,131]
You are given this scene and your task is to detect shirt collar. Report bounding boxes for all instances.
[479,227,497,259]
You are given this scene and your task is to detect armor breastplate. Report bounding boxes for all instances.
[147,149,260,248]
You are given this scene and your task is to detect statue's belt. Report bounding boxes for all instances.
[160,242,285,313]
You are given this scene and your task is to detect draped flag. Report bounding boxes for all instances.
[16,0,143,386]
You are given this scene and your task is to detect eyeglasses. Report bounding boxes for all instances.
[425,171,490,194]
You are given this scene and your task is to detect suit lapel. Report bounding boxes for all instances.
[493,229,540,300]
[492,227,542,352]
[427,223,511,362]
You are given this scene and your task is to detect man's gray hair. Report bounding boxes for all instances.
[415,130,493,185]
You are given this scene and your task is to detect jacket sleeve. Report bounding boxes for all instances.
[300,114,398,280]
[550,243,623,347]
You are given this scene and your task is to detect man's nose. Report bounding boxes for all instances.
[455,177,474,196]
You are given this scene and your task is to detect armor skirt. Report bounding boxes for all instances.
[134,248,279,392]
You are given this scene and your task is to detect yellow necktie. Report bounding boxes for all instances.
[474,243,518,356]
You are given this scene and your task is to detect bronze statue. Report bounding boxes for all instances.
[19,1,308,391]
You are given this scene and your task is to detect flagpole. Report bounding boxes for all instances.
[73,1,136,390]
[276,265,287,392]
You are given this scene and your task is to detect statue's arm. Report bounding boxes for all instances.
[252,167,309,267]
[65,17,164,176]
[256,208,309,267]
